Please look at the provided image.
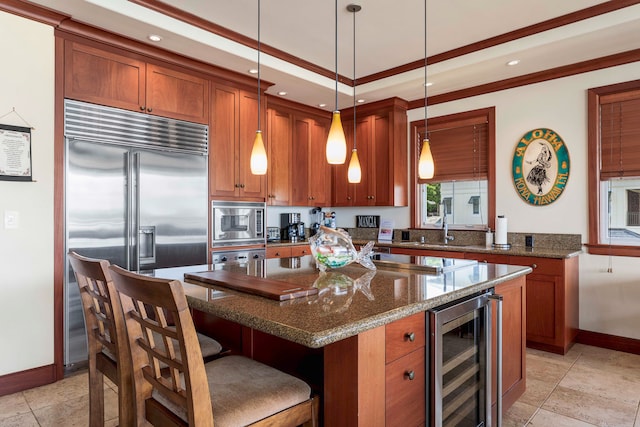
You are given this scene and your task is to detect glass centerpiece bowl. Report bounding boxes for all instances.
[308,225,376,272]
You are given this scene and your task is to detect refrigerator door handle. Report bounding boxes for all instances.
[489,293,504,427]
[125,151,133,270]
[130,152,141,271]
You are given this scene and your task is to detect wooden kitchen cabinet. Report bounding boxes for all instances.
[266,245,310,259]
[210,84,266,199]
[265,98,332,207]
[466,252,578,354]
[491,275,526,415]
[385,312,425,426]
[266,107,293,205]
[508,256,579,354]
[291,115,331,206]
[333,98,408,207]
[390,247,466,259]
[64,40,209,124]
[266,246,292,259]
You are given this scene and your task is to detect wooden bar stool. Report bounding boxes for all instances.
[109,264,318,427]
[68,251,224,427]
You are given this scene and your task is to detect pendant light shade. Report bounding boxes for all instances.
[348,148,361,182]
[327,111,347,164]
[417,0,434,179]
[250,0,267,175]
[326,0,347,165]
[418,137,434,179]
[250,130,268,175]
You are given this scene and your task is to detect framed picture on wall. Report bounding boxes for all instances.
[512,128,570,205]
[0,124,32,181]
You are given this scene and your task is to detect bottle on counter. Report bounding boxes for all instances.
[485,228,494,247]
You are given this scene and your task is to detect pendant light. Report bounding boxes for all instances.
[347,4,362,183]
[250,0,267,175]
[418,0,435,179]
[326,0,347,165]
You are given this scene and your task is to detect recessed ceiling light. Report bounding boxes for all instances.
[277,91,287,96]
[318,103,327,108]
[507,59,520,66]
[357,99,365,103]
[248,69,258,74]
[148,34,162,42]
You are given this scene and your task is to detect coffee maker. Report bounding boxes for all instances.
[280,213,305,242]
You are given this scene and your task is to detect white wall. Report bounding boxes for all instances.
[0,12,55,375]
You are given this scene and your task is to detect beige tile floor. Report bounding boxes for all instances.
[0,343,638,426]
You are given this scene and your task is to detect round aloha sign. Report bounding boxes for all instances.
[512,128,570,206]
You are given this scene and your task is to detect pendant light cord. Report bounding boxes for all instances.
[424,0,428,134]
[352,6,356,150]
[257,0,261,130]
[335,0,339,112]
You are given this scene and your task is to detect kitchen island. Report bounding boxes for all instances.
[157,255,531,426]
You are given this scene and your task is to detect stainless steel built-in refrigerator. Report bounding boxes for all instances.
[64,100,209,366]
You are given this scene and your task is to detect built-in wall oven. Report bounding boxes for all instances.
[211,200,265,247]
[429,291,502,427]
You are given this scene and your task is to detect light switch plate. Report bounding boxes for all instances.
[4,211,19,229]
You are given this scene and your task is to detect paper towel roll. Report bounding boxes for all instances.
[495,215,508,245]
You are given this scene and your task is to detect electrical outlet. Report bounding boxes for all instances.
[525,235,534,247]
[4,211,19,229]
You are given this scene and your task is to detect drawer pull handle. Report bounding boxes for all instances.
[404,370,415,381]
[531,263,537,269]
[405,332,415,342]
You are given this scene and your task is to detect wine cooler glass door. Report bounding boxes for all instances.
[430,293,491,427]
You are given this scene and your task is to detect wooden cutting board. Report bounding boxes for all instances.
[184,270,318,301]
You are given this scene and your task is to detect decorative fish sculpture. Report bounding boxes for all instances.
[309,226,377,272]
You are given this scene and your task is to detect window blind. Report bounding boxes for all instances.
[600,92,640,179]
[417,117,488,183]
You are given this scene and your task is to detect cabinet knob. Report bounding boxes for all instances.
[404,370,415,381]
[275,252,280,256]
[347,196,351,200]
[240,184,245,188]
[147,107,153,112]
[140,106,145,111]
[531,263,537,269]
[235,184,240,188]
[405,332,415,342]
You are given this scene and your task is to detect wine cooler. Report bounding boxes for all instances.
[429,292,502,427]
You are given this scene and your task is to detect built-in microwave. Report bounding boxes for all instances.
[211,201,265,247]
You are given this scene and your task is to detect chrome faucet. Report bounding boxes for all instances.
[443,214,454,244]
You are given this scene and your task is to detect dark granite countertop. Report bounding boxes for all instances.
[152,255,531,349]
[266,239,581,259]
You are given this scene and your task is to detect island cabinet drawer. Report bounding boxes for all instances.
[290,245,311,257]
[508,256,563,276]
[385,347,426,427]
[266,247,292,258]
[385,312,425,363]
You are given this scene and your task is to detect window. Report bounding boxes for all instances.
[588,81,640,256]
[411,107,495,229]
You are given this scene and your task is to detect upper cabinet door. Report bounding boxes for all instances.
[210,84,240,198]
[308,118,331,206]
[65,41,209,124]
[267,108,293,205]
[145,63,209,124]
[238,90,266,199]
[65,40,145,112]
